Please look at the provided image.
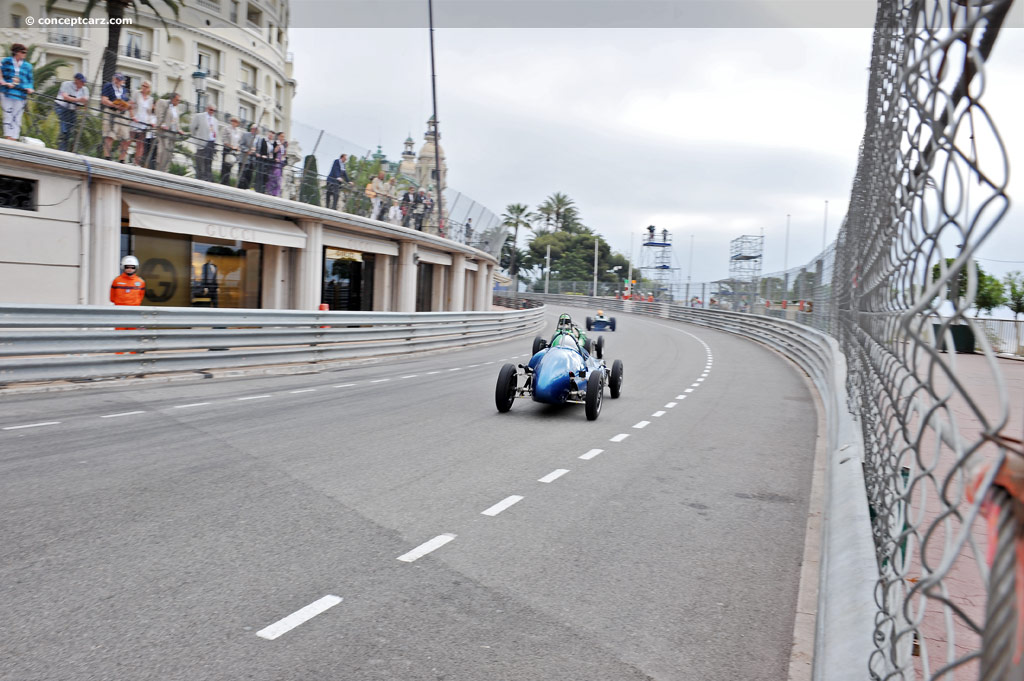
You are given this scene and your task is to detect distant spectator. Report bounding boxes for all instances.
[465,217,473,244]
[399,186,416,227]
[264,131,286,197]
[130,80,155,166]
[370,171,387,220]
[220,117,243,184]
[100,73,132,161]
[237,124,258,189]
[191,103,219,181]
[324,152,349,210]
[387,201,402,225]
[412,188,428,231]
[153,93,183,172]
[0,44,34,141]
[54,72,89,152]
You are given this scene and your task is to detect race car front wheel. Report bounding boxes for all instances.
[609,359,624,398]
[495,363,518,413]
[595,335,605,359]
[585,374,603,421]
[532,335,547,355]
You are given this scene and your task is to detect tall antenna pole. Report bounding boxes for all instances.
[427,0,445,237]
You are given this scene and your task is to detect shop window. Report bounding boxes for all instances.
[322,247,374,311]
[0,174,37,211]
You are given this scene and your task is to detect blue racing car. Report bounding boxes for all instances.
[496,328,623,421]
[585,310,617,332]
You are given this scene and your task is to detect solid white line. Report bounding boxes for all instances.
[652,411,666,417]
[684,389,694,393]
[398,534,457,562]
[174,402,210,409]
[2,421,61,431]
[665,402,677,408]
[633,421,650,429]
[481,495,524,516]
[539,469,569,483]
[100,411,145,418]
[333,383,356,388]
[370,379,390,383]
[676,395,688,400]
[239,395,271,401]
[579,448,603,460]
[610,433,629,442]
[256,595,342,641]
[289,389,315,394]
[400,375,419,379]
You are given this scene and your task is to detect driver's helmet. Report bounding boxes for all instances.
[557,313,573,328]
[597,309,604,316]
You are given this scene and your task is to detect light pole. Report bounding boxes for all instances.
[544,244,550,294]
[427,0,444,237]
[784,214,791,301]
[191,70,207,113]
[592,237,599,297]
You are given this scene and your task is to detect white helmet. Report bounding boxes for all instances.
[121,255,139,269]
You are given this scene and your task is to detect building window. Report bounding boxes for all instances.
[11,14,23,27]
[197,48,220,80]
[0,174,37,211]
[230,0,239,22]
[240,63,257,94]
[238,103,253,125]
[122,31,149,60]
[246,4,262,27]
[322,248,374,311]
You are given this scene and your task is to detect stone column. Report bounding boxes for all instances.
[431,264,446,311]
[396,241,418,312]
[474,263,491,311]
[448,253,466,312]
[89,180,121,304]
[295,220,322,310]
[261,245,288,309]
[373,254,393,311]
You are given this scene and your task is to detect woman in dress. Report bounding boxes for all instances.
[131,81,155,166]
[265,131,286,197]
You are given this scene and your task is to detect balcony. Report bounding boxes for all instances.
[120,44,151,60]
[196,0,221,10]
[47,32,82,47]
[240,82,258,95]
[197,67,222,81]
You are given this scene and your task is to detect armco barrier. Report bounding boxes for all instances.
[0,304,545,385]
[518,292,876,681]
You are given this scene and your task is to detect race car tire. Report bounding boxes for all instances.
[583,337,593,354]
[586,317,592,331]
[532,335,547,355]
[610,317,617,332]
[596,335,605,359]
[585,373,603,421]
[609,359,624,398]
[495,363,518,413]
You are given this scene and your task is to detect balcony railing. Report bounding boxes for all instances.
[120,45,152,60]
[47,32,82,47]
[196,0,220,10]
[240,82,258,95]
[197,68,222,81]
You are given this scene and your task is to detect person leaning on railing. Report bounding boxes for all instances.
[0,43,34,141]
[54,72,89,152]
[100,73,133,162]
[130,80,156,167]
[324,152,349,210]
[153,92,184,172]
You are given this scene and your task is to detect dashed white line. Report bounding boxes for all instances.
[481,495,524,516]
[466,364,480,369]
[256,595,343,641]
[289,389,315,394]
[370,379,390,383]
[174,402,210,409]
[610,434,630,443]
[690,383,700,387]
[633,421,650,429]
[100,410,146,418]
[398,534,457,562]
[696,378,705,383]
[580,448,603,460]
[2,421,61,431]
[448,367,461,372]
[400,375,419,379]
[539,469,570,483]
[684,388,694,393]
[676,395,688,400]
[333,383,356,388]
[665,402,677,408]
[652,411,666,417]
[484,361,495,365]
[238,395,271,401]
[426,371,441,375]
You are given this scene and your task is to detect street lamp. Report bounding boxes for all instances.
[192,70,207,112]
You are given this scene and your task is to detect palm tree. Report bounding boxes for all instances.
[44,0,182,86]
[501,203,531,296]
[537,192,583,233]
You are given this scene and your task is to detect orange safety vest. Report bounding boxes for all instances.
[110,273,146,306]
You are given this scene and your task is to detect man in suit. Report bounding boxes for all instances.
[324,153,349,210]
[251,129,270,193]
[153,93,183,173]
[400,186,416,227]
[191,103,219,182]
[236,124,257,189]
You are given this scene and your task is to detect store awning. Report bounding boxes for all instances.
[123,193,307,248]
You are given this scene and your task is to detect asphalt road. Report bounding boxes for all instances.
[0,306,818,681]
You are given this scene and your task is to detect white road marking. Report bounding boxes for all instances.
[652,411,666,417]
[400,375,419,379]
[289,389,315,394]
[398,534,457,562]
[690,383,700,387]
[426,371,441,375]
[610,434,630,442]
[370,379,390,383]
[684,388,694,393]
[256,595,343,640]
[633,421,650,429]
[238,395,271,401]
[448,368,461,372]
[2,421,61,431]
[481,495,524,516]
[665,402,677,408]
[484,361,495,365]
[100,411,145,418]
[333,383,356,388]
[466,364,479,368]
[676,395,688,400]
[579,448,603,460]
[174,402,210,409]
[539,469,569,483]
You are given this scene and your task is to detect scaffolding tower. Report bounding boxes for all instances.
[729,234,764,281]
[639,225,677,300]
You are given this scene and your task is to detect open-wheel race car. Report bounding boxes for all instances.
[532,313,605,358]
[585,310,616,332]
[496,324,623,421]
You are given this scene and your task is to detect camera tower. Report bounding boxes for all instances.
[639,226,677,300]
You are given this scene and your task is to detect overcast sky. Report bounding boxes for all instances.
[288,23,1023,286]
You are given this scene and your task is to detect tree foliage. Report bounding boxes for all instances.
[1004,272,1024,320]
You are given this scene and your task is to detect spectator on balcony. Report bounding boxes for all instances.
[130,80,156,167]
[324,152,349,210]
[153,92,183,172]
[370,170,387,220]
[400,186,416,227]
[54,72,89,152]
[465,217,473,244]
[264,131,286,197]
[0,44,34,141]
[100,73,132,162]
[412,188,428,231]
[220,116,243,185]
[387,201,402,225]
[191,103,219,181]
[250,127,271,193]
[236,124,257,189]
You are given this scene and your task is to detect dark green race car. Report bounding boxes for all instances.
[531,313,605,359]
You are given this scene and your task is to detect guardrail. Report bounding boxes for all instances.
[516,291,876,681]
[0,304,545,385]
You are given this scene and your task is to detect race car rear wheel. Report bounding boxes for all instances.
[583,337,593,354]
[585,373,603,420]
[595,335,605,359]
[609,359,624,398]
[585,317,592,331]
[532,335,547,355]
[495,363,518,413]
[610,317,617,332]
